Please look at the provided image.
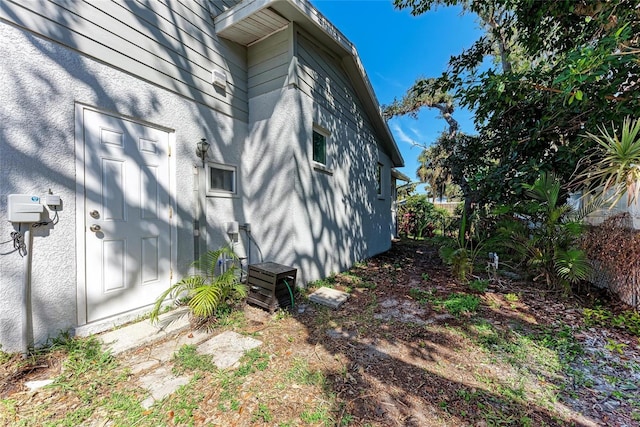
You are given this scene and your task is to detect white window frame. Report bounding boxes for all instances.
[376,162,384,198]
[311,126,332,174]
[206,161,237,197]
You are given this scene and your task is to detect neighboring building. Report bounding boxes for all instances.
[0,0,403,352]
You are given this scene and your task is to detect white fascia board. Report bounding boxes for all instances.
[215,0,273,30]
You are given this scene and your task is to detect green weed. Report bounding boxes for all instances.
[236,348,269,376]
[409,287,434,305]
[439,293,480,316]
[505,293,519,302]
[605,339,627,354]
[285,358,325,386]
[173,344,216,373]
[300,406,332,425]
[468,278,489,293]
[252,403,273,422]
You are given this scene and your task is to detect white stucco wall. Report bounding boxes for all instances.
[1,17,396,352]
[0,24,247,352]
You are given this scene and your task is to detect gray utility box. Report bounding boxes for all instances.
[246,262,297,313]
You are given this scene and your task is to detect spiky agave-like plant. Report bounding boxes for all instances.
[149,245,247,323]
[574,117,640,207]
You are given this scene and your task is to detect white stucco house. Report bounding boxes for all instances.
[0,0,404,353]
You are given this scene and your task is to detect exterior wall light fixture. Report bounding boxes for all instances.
[196,137,210,167]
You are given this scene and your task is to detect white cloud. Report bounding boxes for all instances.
[390,122,421,148]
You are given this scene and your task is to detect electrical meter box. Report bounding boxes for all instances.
[7,194,44,222]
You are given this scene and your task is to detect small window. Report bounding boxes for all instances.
[312,130,327,165]
[376,162,383,195]
[207,162,236,196]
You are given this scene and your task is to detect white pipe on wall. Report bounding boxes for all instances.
[22,227,33,358]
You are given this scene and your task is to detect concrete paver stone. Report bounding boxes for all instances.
[93,310,264,409]
[98,308,191,355]
[197,331,263,369]
[308,286,349,309]
[138,365,190,409]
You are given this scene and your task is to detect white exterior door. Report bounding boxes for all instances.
[82,109,172,323]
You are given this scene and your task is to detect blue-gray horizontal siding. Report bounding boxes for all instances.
[0,0,248,120]
[207,0,240,16]
[296,31,377,141]
[247,27,290,99]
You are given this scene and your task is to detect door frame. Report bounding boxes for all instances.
[74,103,177,330]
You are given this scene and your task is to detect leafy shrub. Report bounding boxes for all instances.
[150,246,247,323]
[495,172,591,293]
[469,279,489,293]
[439,237,486,282]
[398,195,448,238]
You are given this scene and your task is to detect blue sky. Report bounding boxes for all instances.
[309,0,483,185]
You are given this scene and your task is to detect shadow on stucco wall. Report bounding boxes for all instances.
[0,1,243,348]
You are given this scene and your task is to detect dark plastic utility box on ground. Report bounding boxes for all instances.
[246,262,297,313]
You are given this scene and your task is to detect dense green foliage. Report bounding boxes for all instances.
[496,172,592,292]
[386,1,639,295]
[388,0,640,208]
[398,195,449,238]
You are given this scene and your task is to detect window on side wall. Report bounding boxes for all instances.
[206,162,237,197]
[376,162,383,196]
[312,129,327,165]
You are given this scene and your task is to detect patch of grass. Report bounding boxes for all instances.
[538,325,583,365]
[300,405,332,425]
[236,348,269,376]
[163,376,204,425]
[438,293,480,316]
[173,344,216,373]
[410,289,480,316]
[409,287,434,305]
[275,309,293,320]
[505,293,519,302]
[309,275,337,289]
[585,305,640,337]
[285,358,325,387]
[213,309,246,328]
[252,402,273,422]
[468,278,489,293]
[0,348,10,364]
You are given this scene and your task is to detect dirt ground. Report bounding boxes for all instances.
[2,238,639,426]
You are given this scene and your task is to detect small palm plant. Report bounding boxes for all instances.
[149,246,247,324]
[573,116,640,207]
[498,172,591,293]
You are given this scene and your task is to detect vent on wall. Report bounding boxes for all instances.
[212,69,227,88]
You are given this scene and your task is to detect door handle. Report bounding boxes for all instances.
[90,210,100,219]
[89,224,101,232]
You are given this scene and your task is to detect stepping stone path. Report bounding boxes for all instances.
[97,312,263,409]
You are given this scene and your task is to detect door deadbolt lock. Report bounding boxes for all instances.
[89,224,101,232]
[90,210,100,219]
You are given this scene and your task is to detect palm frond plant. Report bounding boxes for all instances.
[149,246,247,324]
[497,172,592,293]
[573,116,640,207]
